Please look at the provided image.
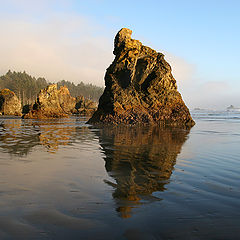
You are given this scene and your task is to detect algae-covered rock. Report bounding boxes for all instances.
[0,89,22,116]
[88,28,195,127]
[23,84,75,119]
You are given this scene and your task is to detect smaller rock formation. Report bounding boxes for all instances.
[226,105,240,111]
[74,96,97,115]
[88,28,195,127]
[23,84,75,119]
[0,89,22,116]
[227,105,235,110]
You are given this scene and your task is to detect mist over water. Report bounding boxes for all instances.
[0,111,239,239]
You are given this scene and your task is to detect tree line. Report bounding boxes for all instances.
[0,70,104,105]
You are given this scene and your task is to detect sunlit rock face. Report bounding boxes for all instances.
[23,84,75,119]
[97,125,190,218]
[0,89,22,116]
[57,85,76,114]
[88,28,194,126]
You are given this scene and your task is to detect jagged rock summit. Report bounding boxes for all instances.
[88,28,195,126]
[0,89,22,116]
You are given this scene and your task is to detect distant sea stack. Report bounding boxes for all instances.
[23,84,75,119]
[0,89,22,116]
[88,28,195,127]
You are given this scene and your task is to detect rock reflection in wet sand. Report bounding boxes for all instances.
[0,118,92,154]
[0,119,40,156]
[97,125,190,218]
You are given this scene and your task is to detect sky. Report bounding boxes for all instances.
[0,0,239,109]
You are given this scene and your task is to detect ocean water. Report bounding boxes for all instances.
[0,111,239,240]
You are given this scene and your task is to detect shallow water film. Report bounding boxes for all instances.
[0,111,239,240]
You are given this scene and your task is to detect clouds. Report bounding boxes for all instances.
[0,1,113,86]
[0,0,198,89]
[165,53,238,109]
[0,0,238,109]
[164,53,196,86]
[188,81,238,109]
[0,16,113,86]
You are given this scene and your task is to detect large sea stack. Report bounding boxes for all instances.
[88,28,195,127]
[0,89,22,116]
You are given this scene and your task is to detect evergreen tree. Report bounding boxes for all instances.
[0,71,103,104]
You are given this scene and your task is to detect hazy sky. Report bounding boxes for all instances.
[0,0,239,109]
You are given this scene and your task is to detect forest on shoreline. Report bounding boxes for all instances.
[0,70,104,105]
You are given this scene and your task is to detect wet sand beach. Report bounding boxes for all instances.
[0,111,239,239]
